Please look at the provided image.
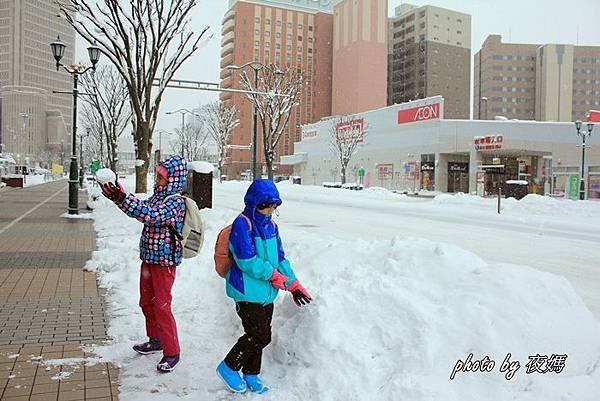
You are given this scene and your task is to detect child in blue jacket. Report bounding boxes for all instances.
[216,179,312,394]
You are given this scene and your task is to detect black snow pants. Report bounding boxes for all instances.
[224,302,274,375]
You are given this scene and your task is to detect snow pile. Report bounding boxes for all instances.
[85,184,600,401]
[187,161,215,174]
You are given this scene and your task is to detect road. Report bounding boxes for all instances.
[214,184,600,320]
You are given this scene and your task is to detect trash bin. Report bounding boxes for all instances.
[185,169,213,210]
[505,180,529,200]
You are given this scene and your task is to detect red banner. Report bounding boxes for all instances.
[397,103,441,124]
[588,110,600,122]
[474,135,503,151]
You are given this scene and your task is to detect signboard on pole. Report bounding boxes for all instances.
[52,163,64,175]
[376,163,393,180]
[567,175,580,200]
[90,160,101,175]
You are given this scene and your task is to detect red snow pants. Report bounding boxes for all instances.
[139,262,180,356]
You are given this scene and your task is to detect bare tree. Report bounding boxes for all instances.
[240,65,303,180]
[169,122,209,162]
[329,115,367,184]
[80,103,106,164]
[58,0,210,192]
[79,65,131,172]
[200,101,239,182]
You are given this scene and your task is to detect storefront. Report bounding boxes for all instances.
[448,162,469,193]
[282,97,600,198]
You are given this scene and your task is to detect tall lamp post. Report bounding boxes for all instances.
[50,36,100,214]
[575,120,594,200]
[227,62,286,180]
[165,108,200,159]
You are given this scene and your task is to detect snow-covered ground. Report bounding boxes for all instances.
[80,177,600,401]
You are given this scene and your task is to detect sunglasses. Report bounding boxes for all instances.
[257,202,278,210]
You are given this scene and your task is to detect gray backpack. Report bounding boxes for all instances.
[165,194,204,259]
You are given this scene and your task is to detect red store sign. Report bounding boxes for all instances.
[336,118,365,143]
[474,135,504,151]
[398,103,441,124]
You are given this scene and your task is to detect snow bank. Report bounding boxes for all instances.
[85,189,600,401]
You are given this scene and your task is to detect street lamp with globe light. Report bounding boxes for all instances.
[575,120,594,200]
[50,35,100,214]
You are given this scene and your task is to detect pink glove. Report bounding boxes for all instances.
[270,270,289,290]
[288,280,312,306]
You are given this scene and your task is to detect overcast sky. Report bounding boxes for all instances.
[76,0,600,150]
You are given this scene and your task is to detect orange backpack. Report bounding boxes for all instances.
[214,214,252,278]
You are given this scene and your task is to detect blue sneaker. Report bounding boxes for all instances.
[216,361,247,393]
[243,374,270,394]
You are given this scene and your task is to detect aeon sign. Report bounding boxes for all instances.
[397,103,441,125]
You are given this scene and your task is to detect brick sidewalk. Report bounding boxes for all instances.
[0,181,119,401]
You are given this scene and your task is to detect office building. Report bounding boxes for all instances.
[388,3,471,119]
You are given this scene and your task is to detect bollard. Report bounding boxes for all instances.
[185,169,213,210]
[497,187,501,214]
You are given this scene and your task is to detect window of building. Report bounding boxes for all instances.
[255,40,259,46]
[265,42,270,48]
[297,46,302,52]
[308,48,312,54]
[288,22,292,28]
[276,43,281,49]
[277,20,281,27]
[255,29,259,35]
[276,32,281,38]
[287,45,292,51]
[298,23,303,30]
[308,37,313,43]
[287,34,292,40]
[266,18,270,25]
[298,35,303,41]
[265,31,270,37]
[255,17,260,23]
[308,25,313,31]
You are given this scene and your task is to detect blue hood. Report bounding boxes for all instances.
[155,154,187,196]
[243,179,282,209]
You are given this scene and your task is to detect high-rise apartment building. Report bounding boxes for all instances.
[387,3,471,119]
[474,35,600,122]
[0,0,74,163]
[331,0,388,115]
[220,0,334,179]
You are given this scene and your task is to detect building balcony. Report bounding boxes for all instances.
[222,18,235,36]
[222,10,235,24]
[221,30,235,47]
[221,42,234,58]
[220,53,234,69]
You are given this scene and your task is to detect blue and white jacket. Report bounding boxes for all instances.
[226,179,297,305]
[117,155,187,267]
